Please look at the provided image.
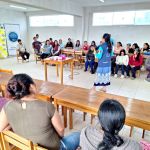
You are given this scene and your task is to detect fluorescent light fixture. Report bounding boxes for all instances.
[99,0,104,2]
[9,5,27,10]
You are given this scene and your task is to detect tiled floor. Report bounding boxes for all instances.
[1,56,150,142]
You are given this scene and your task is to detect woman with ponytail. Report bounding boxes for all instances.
[91,33,113,93]
[79,99,142,150]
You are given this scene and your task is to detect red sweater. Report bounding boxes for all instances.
[129,55,143,66]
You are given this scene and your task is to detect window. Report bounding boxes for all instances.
[113,11,135,25]
[135,10,150,25]
[29,15,74,27]
[93,10,150,26]
[93,12,113,26]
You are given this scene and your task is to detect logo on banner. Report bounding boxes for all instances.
[8,32,18,42]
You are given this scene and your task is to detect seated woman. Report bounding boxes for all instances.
[126,43,131,53]
[80,99,142,150]
[145,57,150,82]
[141,43,150,53]
[52,40,61,56]
[59,39,65,50]
[0,74,80,150]
[127,49,143,79]
[90,41,97,49]
[40,40,52,60]
[84,46,95,74]
[74,40,81,51]
[111,42,123,75]
[82,41,89,55]
[114,49,129,79]
[65,38,74,49]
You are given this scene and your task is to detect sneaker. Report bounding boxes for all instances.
[84,69,87,72]
[131,77,135,80]
[120,75,124,79]
[114,74,118,78]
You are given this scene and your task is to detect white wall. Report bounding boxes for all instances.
[0,9,28,47]
[27,11,83,50]
[84,2,150,47]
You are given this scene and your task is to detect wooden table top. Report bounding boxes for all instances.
[0,73,66,100]
[44,57,74,64]
[34,79,66,99]
[53,86,150,128]
[0,72,12,86]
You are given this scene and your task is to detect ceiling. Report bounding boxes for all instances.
[69,0,150,7]
[0,1,41,12]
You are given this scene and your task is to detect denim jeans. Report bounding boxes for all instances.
[115,64,127,75]
[60,132,80,150]
[85,60,95,72]
[127,65,141,78]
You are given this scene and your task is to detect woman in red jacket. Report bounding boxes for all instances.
[127,49,143,79]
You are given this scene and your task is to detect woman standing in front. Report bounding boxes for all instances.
[91,33,112,93]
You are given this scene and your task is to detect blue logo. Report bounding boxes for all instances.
[8,32,18,42]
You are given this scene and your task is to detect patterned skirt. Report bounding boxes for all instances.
[94,66,111,86]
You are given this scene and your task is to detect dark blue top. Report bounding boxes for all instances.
[98,42,111,68]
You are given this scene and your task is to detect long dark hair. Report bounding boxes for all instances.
[132,43,139,50]
[119,49,126,56]
[134,48,141,61]
[103,33,112,53]
[75,40,80,47]
[7,74,35,100]
[98,99,126,150]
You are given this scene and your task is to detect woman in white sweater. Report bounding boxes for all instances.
[114,49,129,78]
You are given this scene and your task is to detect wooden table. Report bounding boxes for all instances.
[53,86,150,132]
[44,57,74,85]
[0,73,66,101]
[34,79,66,101]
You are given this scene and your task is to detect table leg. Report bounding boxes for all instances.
[91,114,95,124]
[56,64,59,77]
[60,62,63,85]
[44,62,48,81]
[63,107,67,128]
[142,130,145,138]
[83,112,87,121]
[69,108,73,129]
[129,126,133,137]
[71,61,73,80]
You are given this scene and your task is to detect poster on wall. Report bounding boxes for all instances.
[4,24,20,56]
[0,24,8,58]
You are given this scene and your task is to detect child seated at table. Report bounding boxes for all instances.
[127,49,143,79]
[84,46,95,74]
[79,99,142,150]
[114,49,129,79]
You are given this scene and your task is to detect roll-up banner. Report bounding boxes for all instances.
[0,24,8,58]
[4,24,20,56]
